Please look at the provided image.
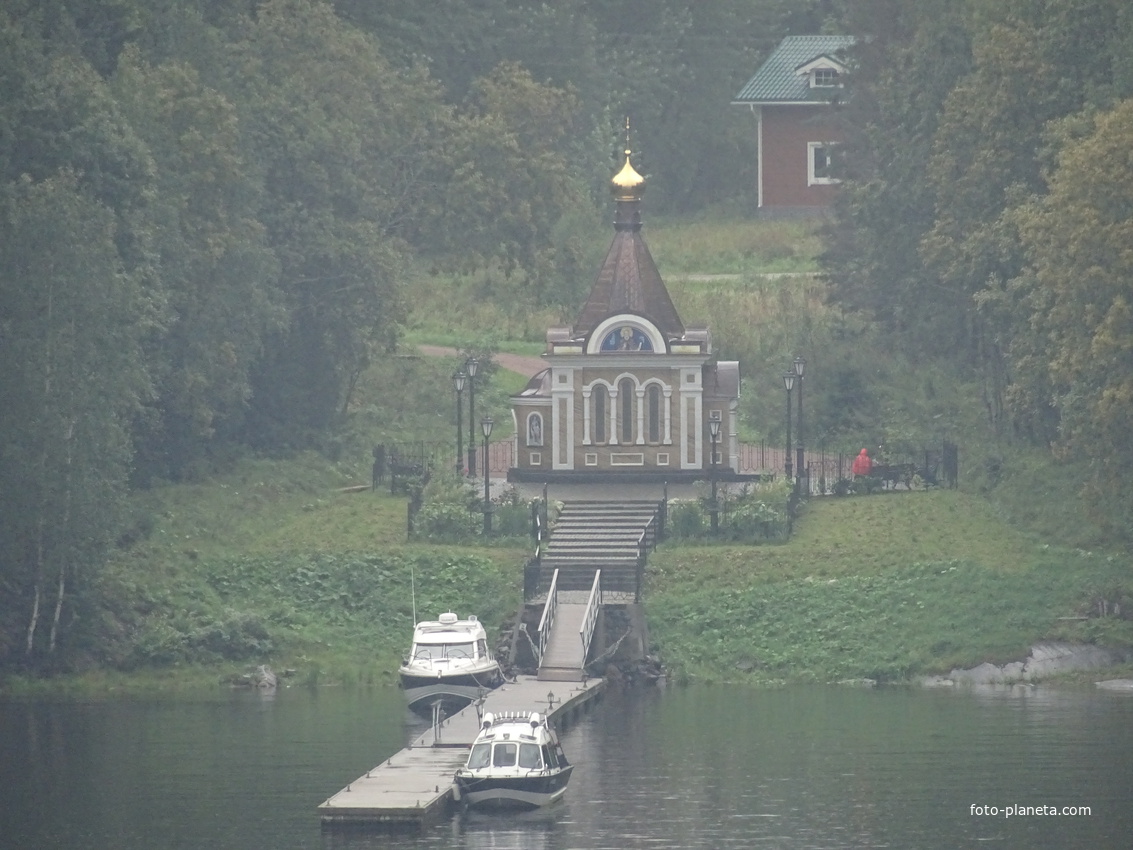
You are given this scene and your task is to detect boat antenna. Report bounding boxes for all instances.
[410,561,417,624]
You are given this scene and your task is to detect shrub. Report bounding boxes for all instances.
[411,502,480,542]
[409,476,538,543]
[668,501,707,540]
[724,497,787,542]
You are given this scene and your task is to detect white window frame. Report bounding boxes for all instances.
[812,67,838,87]
[808,142,841,186]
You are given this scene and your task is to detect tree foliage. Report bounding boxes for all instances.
[0,0,814,667]
[227,0,430,444]
[824,0,1133,536]
[111,47,282,476]
[0,174,147,665]
[1006,100,1133,536]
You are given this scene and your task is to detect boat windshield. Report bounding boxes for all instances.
[467,743,491,769]
[411,641,476,661]
[492,742,517,767]
[518,743,542,769]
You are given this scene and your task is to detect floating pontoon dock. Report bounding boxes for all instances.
[317,674,604,827]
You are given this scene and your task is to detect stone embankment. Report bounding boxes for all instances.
[920,641,1131,688]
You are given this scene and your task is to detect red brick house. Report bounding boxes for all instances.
[732,35,854,216]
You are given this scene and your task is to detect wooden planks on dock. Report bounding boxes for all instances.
[316,747,466,826]
[318,674,605,827]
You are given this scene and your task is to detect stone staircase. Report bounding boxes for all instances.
[532,500,662,600]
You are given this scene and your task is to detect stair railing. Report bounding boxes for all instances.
[522,551,541,602]
[537,568,560,664]
[580,570,602,665]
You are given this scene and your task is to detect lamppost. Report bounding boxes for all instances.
[793,356,805,492]
[480,416,493,535]
[465,357,479,476]
[783,372,795,480]
[453,371,466,475]
[708,417,721,535]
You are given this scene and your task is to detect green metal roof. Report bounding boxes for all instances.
[733,35,855,104]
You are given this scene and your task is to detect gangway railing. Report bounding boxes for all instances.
[633,513,659,602]
[580,570,602,664]
[537,568,559,664]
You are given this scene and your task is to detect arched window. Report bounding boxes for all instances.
[593,385,607,443]
[619,378,635,444]
[647,384,661,443]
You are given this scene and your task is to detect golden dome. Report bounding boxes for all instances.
[611,148,645,201]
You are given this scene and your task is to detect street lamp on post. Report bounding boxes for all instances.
[793,356,806,492]
[465,358,479,476]
[480,417,494,535]
[453,371,466,475]
[708,417,721,535]
[783,372,795,480]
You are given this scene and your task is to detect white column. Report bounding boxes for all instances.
[608,386,618,445]
[635,385,646,445]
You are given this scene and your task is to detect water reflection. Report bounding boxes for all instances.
[451,809,560,850]
[2,683,1132,850]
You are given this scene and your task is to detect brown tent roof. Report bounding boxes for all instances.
[574,217,685,340]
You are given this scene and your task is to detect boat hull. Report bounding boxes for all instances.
[399,666,502,716]
[455,766,573,810]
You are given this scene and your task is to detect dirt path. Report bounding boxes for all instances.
[417,345,546,379]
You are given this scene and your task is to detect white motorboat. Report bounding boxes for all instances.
[453,711,573,809]
[398,612,503,716]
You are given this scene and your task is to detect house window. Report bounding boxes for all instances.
[808,142,841,186]
[647,385,661,443]
[619,378,635,444]
[593,385,607,443]
[812,67,838,87]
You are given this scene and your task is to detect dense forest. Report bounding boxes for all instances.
[824,0,1133,536]
[2,0,1132,671]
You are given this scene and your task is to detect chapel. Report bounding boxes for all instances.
[507,137,739,482]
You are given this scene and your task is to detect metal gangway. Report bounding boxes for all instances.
[534,568,603,682]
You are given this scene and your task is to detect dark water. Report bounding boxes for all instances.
[2,683,1131,849]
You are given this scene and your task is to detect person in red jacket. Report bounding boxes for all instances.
[851,448,872,478]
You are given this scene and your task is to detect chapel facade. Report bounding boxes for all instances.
[507,142,740,482]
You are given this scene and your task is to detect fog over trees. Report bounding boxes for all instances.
[3,0,1132,667]
[825,0,1133,534]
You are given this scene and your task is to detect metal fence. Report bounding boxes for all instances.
[375,440,513,484]
[378,439,956,492]
[797,442,958,494]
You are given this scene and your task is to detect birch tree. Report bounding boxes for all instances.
[0,174,147,662]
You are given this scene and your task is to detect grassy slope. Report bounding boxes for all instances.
[648,490,1133,684]
[647,215,822,275]
[81,451,527,693]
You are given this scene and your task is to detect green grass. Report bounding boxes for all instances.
[84,452,527,690]
[401,267,574,347]
[400,328,547,358]
[647,216,822,275]
[396,216,821,354]
[648,490,1133,684]
[74,448,1133,694]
